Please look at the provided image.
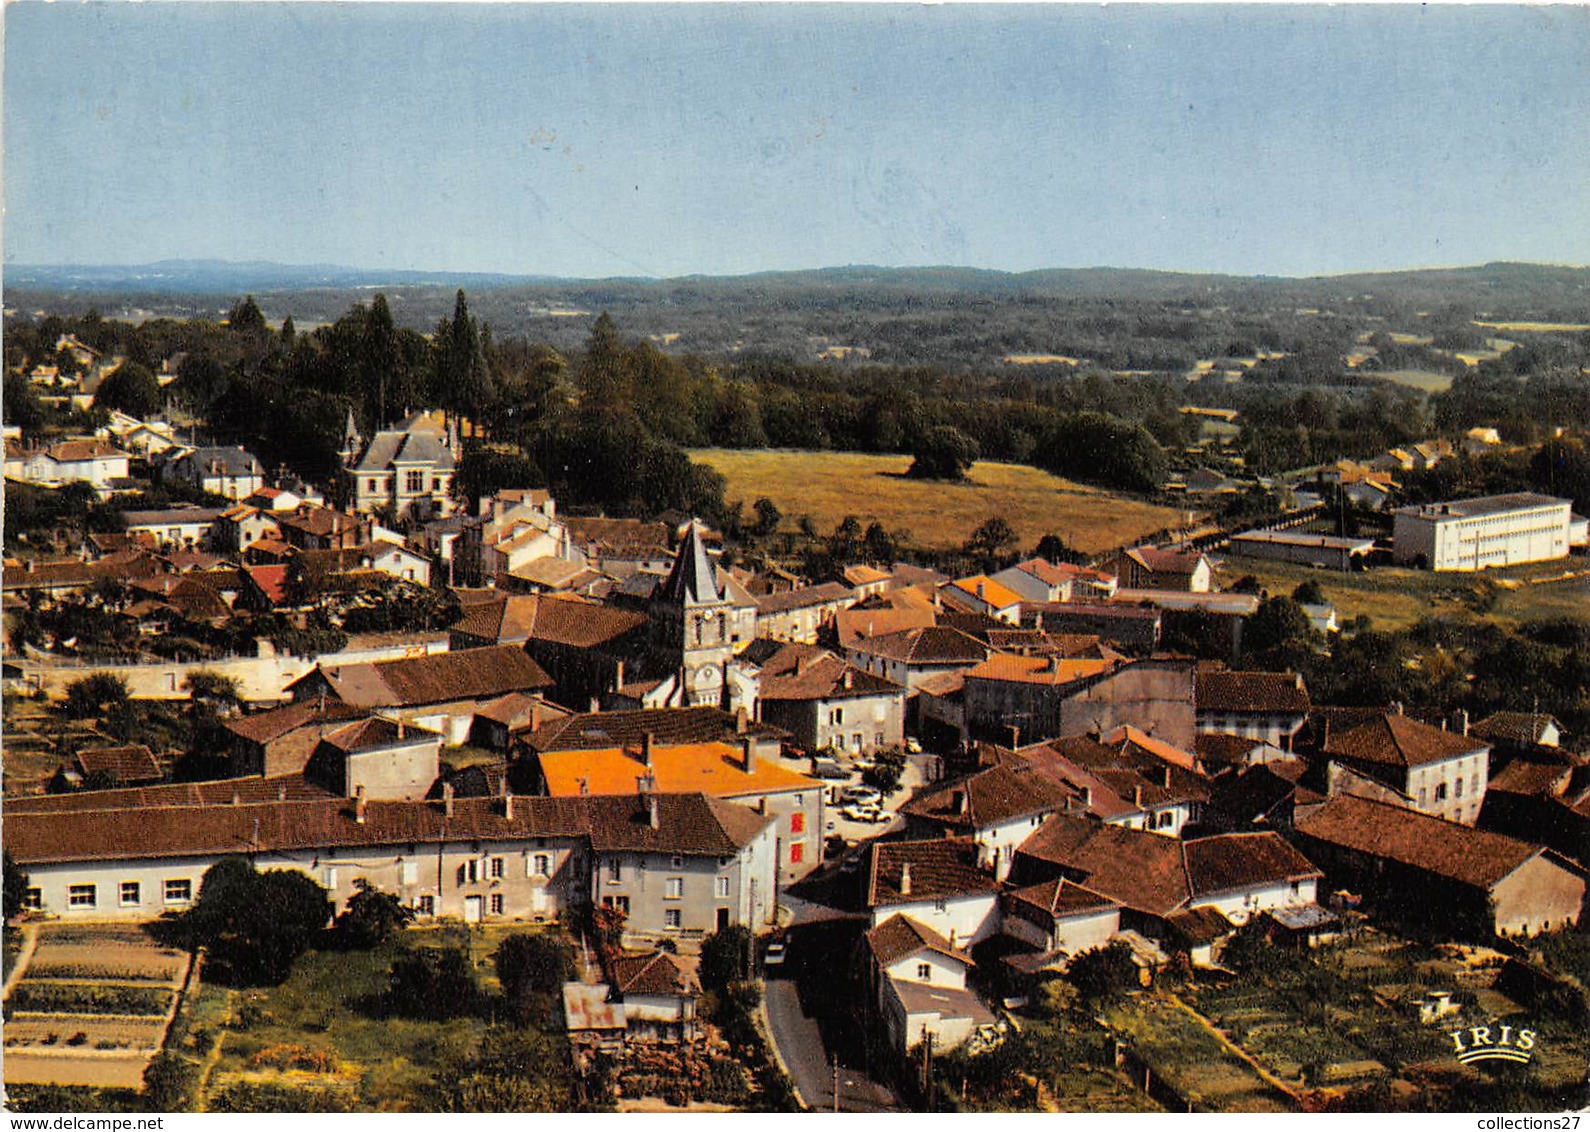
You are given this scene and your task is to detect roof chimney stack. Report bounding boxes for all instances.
[899,862,912,897]
[1454,708,1469,736]
[1079,786,1092,808]
[642,731,654,767]
[354,784,367,824]
[1133,785,1143,809]
[231,791,241,807]
[278,784,288,802]
[843,669,854,690]
[735,706,749,735]
[442,781,455,818]
[953,789,968,815]
[503,791,515,821]
[578,776,589,796]
[742,736,756,774]
[1162,765,1172,788]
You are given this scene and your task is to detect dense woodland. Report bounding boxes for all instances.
[8,264,1590,525]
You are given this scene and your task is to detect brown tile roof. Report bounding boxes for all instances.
[1166,905,1237,946]
[452,593,646,649]
[756,645,902,702]
[867,838,1000,908]
[562,516,672,554]
[1470,712,1564,747]
[1003,877,1119,919]
[1127,547,1206,575]
[1295,794,1546,890]
[524,706,786,753]
[309,646,553,708]
[848,625,990,666]
[46,439,130,462]
[1323,713,1488,770]
[72,745,162,784]
[8,774,338,816]
[1183,831,1320,897]
[320,716,439,752]
[834,605,938,649]
[865,913,971,967]
[1486,760,1574,798]
[1017,816,1189,916]
[902,762,1071,829]
[225,700,370,745]
[610,951,700,997]
[754,581,855,615]
[4,791,769,866]
[1196,670,1310,714]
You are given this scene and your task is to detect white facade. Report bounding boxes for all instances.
[1189,877,1319,927]
[1393,494,1572,571]
[870,891,1001,947]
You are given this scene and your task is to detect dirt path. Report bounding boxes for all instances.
[1165,993,1302,1107]
[192,991,234,1114]
[4,921,41,998]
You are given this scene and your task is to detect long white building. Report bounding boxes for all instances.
[1392,492,1571,571]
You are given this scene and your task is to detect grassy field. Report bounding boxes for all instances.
[1215,554,1590,631]
[689,448,1184,554]
[1369,370,1454,394]
[1104,995,1293,1112]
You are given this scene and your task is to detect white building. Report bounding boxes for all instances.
[1392,493,1572,571]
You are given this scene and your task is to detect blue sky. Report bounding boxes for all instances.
[6,3,1588,278]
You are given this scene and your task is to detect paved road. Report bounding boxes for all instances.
[764,977,903,1113]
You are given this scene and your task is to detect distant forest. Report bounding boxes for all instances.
[7,263,1590,524]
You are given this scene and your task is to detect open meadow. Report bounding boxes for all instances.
[1213,554,1590,631]
[689,449,1185,554]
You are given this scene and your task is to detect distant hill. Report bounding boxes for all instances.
[5,259,560,294]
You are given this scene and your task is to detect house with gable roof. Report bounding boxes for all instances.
[166,445,266,500]
[345,411,459,521]
[1195,667,1311,750]
[902,761,1072,879]
[865,837,1003,947]
[751,641,905,756]
[1098,546,1213,593]
[864,914,994,1055]
[1322,710,1490,826]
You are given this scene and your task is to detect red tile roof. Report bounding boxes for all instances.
[903,762,1071,829]
[865,913,971,967]
[755,644,902,701]
[305,646,552,708]
[72,745,162,784]
[847,625,990,666]
[867,838,1000,907]
[1196,670,1310,714]
[1295,794,1547,890]
[610,951,700,997]
[1324,713,1487,769]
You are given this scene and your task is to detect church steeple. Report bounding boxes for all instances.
[652,518,733,708]
[658,519,721,606]
[339,408,363,467]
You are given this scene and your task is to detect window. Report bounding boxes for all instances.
[461,860,480,884]
[608,859,623,884]
[1455,778,1464,799]
[405,469,425,493]
[790,812,805,835]
[665,877,684,899]
[533,854,551,877]
[163,879,192,905]
[671,855,684,869]
[788,842,805,865]
[432,476,444,493]
[323,867,339,889]
[664,908,682,929]
[489,857,505,879]
[715,876,731,899]
[875,732,884,748]
[120,881,141,906]
[400,861,419,885]
[1472,775,1481,794]
[852,734,863,751]
[934,897,947,913]
[1434,783,1448,802]
[830,707,844,726]
[69,885,97,908]
[604,895,630,915]
[489,894,504,916]
[417,894,435,916]
[917,963,932,980]
[24,887,42,911]
[367,478,379,494]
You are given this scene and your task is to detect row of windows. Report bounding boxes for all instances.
[602,894,687,930]
[364,473,450,495]
[56,879,192,909]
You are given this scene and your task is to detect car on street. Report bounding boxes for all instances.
[839,785,882,806]
[841,804,889,823]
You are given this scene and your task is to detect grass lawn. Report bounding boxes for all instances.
[689,448,1184,554]
[1215,555,1590,632]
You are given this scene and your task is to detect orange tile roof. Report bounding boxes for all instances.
[948,575,1024,610]
[963,654,1114,686]
[538,741,817,799]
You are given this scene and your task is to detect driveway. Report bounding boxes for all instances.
[763,976,903,1113]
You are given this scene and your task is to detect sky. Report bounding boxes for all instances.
[5,3,1589,279]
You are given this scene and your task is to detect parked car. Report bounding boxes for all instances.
[842,804,889,823]
[906,738,923,754]
[811,758,848,780]
[764,941,787,967]
[839,785,882,806]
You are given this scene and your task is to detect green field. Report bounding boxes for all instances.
[689,448,1185,554]
[1215,555,1590,631]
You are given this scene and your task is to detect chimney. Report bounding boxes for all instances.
[589,696,601,713]
[231,791,240,807]
[1133,785,1143,809]
[578,776,589,796]
[1455,708,1469,736]
[442,781,455,818]
[953,789,968,815]
[1079,785,1092,808]
[354,785,367,824]
[397,720,404,739]
[843,669,854,690]
[735,706,749,734]
[1390,701,1404,717]
[613,660,625,692]
[899,862,912,897]
[503,791,515,821]
[975,581,985,600]
[642,731,654,767]
[278,784,288,802]
[1162,765,1172,788]
[742,736,756,774]
[1035,612,1044,631]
